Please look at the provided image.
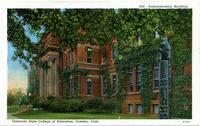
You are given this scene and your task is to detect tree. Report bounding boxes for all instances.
[7,89,25,106]
[7,90,16,106]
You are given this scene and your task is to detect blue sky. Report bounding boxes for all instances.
[8,25,40,93]
[8,43,28,92]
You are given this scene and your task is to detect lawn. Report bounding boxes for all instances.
[10,110,159,119]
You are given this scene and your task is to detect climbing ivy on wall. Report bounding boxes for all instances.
[100,46,112,96]
[63,66,71,96]
[73,64,79,96]
[140,63,153,114]
[115,65,126,112]
[169,35,192,118]
[32,65,39,97]
[102,63,112,96]
[62,64,79,97]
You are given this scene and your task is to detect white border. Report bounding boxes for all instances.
[0,1,199,126]
[1,1,193,9]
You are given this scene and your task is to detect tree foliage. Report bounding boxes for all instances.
[7,89,25,106]
[8,9,192,118]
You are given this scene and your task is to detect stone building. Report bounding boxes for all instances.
[28,32,172,114]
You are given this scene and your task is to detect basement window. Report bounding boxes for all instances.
[128,104,133,113]
[153,104,159,114]
[136,104,142,113]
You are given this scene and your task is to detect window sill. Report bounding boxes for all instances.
[153,90,160,93]
[79,62,100,66]
[111,93,117,96]
[153,113,159,114]
[126,92,141,95]
[127,92,134,95]
[135,112,143,115]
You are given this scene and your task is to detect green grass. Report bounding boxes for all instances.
[11,110,159,119]
[7,105,20,113]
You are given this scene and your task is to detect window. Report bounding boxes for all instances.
[69,50,72,65]
[137,65,142,92]
[153,104,159,114]
[128,66,134,92]
[71,78,75,95]
[168,63,172,89]
[155,31,160,38]
[70,51,74,64]
[154,62,160,90]
[136,104,142,113]
[87,47,93,63]
[112,43,117,61]
[112,75,117,94]
[71,78,78,95]
[128,104,133,113]
[102,56,106,64]
[129,74,134,92]
[87,79,92,95]
[103,75,107,95]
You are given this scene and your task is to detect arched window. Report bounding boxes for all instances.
[87,47,93,63]
[112,74,117,94]
[137,65,142,92]
[112,43,117,61]
[154,62,160,91]
[128,66,134,92]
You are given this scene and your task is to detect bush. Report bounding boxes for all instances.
[84,108,101,113]
[83,98,118,113]
[32,98,46,109]
[47,96,55,101]
[40,97,118,113]
[67,99,84,112]
[7,105,20,113]
[47,98,84,113]
[20,96,29,105]
[101,99,118,113]
[49,99,64,112]
[84,97,102,113]
[7,93,16,106]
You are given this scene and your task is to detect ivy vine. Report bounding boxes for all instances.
[63,66,71,96]
[73,64,79,96]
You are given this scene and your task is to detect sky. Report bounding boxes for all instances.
[8,25,40,93]
[8,43,28,93]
